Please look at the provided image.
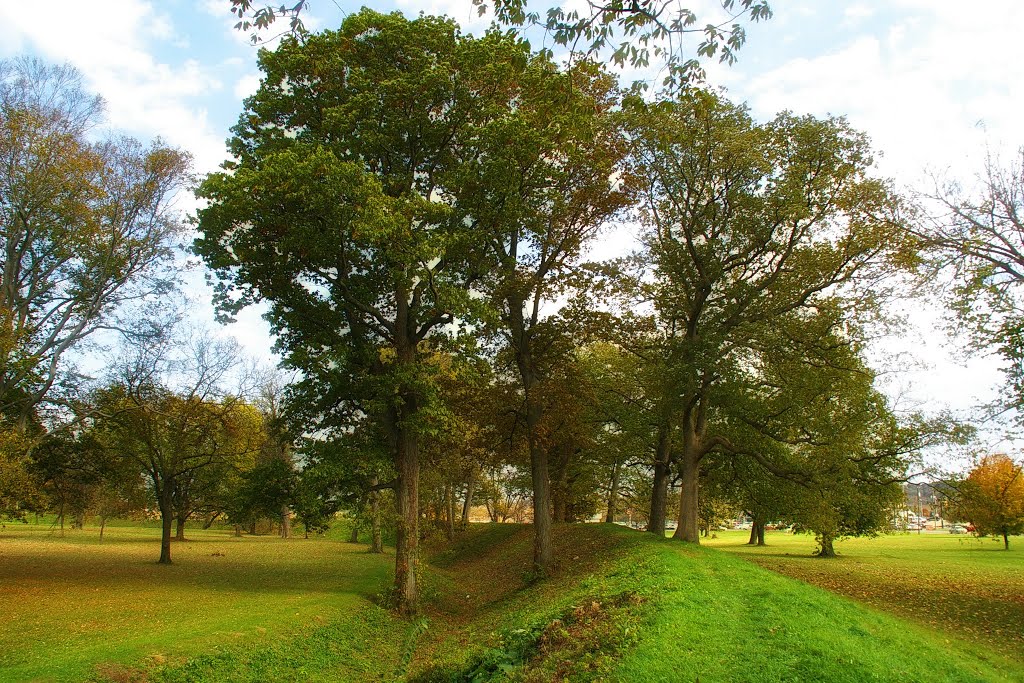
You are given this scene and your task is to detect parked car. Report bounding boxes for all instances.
[949,524,967,534]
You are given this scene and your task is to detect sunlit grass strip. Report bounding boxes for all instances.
[707,529,1024,661]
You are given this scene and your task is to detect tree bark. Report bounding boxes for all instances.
[446,484,456,540]
[816,533,836,558]
[527,394,553,574]
[552,484,567,524]
[747,523,757,545]
[673,398,706,544]
[280,505,291,539]
[349,523,360,543]
[756,521,765,546]
[518,359,552,574]
[175,515,186,541]
[461,470,475,525]
[99,516,107,540]
[370,483,383,554]
[605,460,621,523]
[508,290,553,576]
[157,487,173,564]
[672,448,700,543]
[1003,531,1010,550]
[393,419,420,614]
[648,422,672,535]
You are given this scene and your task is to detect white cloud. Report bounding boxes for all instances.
[0,0,232,173]
[234,72,262,99]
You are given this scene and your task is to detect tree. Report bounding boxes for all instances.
[916,148,1024,416]
[0,57,189,430]
[93,330,257,564]
[464,55,627,573]
[623,89,910,543]
[227,1,772,87]
[195,10,549,612]
[954,454,1024,550]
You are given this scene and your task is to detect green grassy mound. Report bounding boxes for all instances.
[406,525,1023,683]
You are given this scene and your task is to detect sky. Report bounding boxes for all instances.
[2,0,1022,461]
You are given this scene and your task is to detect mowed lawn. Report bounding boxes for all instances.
[0,522,395,682]
[705,529,1024,661]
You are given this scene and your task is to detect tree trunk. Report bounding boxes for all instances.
[203,513,221,530]
[99,515,107,540]
[551,485,567,524]
[756,521,765,546]
[1003,532,1010,550]
[370,482,383,554]
[517,362,552,574]
[73,511,85,529]
[393,420,420,615]
[446,484,456,540]
[816,533,837,558]
[234,524,242,537]
[527,396,553,575]
[648,422,672,535]
[280,505,291,539]
[158,488,173,564]
[249,520,257,536]
[747,523,757,545]
[349,523,359,543]
[605,461,621,523]
[461,470,475,525]
[672,447,700,544]
[175,515,186,541]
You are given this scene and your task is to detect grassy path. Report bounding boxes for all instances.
[705,530,1024,661]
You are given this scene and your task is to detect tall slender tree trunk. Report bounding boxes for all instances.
[525,393,552,574]
[175,515,186,541]
[1003,532,1010,550]
[508,292,553,576]
[648,422,672,535]
[99,515,107,540]
[393,419,420,614]
[552,485,567,524]
[747,523,757,545]
[446,484,456,540]
[349,523,359,543]
[673,445,700,543]
[157,487,173,564]
[605,461,621,523]
[370,481,383,554]
[280,505,291,539]
[673,400,705,544]
[461,470,475,525]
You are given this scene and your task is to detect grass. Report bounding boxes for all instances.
[0,520,395,682]
[1,521,1022,682]
[703,529,1024,661]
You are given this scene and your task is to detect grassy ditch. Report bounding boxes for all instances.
[2,522,1021,682]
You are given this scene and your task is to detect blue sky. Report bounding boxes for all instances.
[2,0,1022,454]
